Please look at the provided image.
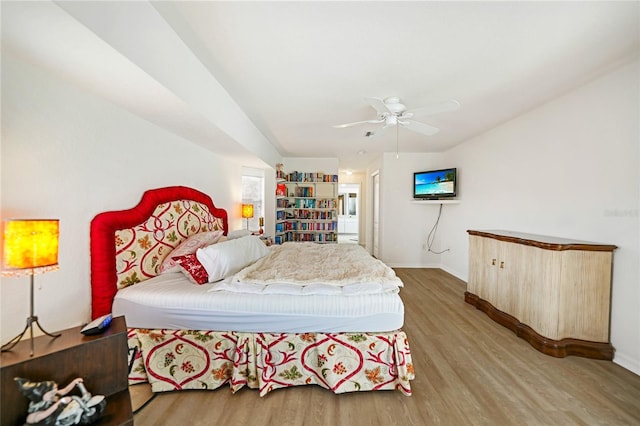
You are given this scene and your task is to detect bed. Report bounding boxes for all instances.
[90,186,414,396]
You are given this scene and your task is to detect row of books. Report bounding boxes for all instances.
[276,211,336,222]
[279,221,337,232]
[282,209,336,220]
[291,199,336,209]
[294,186,314,197]
[277,184,336,199]
[284,172,339,183]
[275,222,339,233]
[274,232,338,244]
[278,199,337,209]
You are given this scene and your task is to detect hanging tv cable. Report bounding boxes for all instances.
[426,204,450,254]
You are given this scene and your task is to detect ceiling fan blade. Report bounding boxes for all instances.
[400,119,440,136]
[332,118,384,129]
[364,97,391,115]
[407,99,461,117]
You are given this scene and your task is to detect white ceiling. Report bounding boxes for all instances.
[2,1,639,172]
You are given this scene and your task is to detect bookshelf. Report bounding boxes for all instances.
[275,170,338,244]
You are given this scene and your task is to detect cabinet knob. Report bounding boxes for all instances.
[491,258,497,266]
[500,261,505,269]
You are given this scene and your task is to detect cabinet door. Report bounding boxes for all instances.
[469,237,528,321]
[468,235,499,303]
[493,241,524,315]
[515,246,561,339]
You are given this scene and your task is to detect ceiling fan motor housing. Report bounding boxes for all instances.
[383,97,407,114]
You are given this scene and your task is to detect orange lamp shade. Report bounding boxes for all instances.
[241,204,254,219]
[2,219,59,275]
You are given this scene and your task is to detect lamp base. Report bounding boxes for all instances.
[1,315,61,357]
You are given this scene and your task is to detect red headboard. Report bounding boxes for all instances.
[90,186,228,319]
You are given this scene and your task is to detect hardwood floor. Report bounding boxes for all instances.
[133,268,640,425]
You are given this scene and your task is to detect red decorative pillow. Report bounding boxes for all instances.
[172,254,208,285]
[159,231,224,274]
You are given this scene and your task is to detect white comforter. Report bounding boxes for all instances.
[209,242,403,296]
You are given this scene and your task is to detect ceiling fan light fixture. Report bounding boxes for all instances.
[383,97,406,114]
[333,96,459,137]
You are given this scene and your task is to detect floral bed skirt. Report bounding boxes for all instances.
[127,328,414,396]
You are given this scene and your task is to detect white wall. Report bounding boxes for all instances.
[282,157,339,175]
[378,151,453,266]
[380,60,640,375]
[0,52,248,338]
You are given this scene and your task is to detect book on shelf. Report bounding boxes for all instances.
[295,186,314,197]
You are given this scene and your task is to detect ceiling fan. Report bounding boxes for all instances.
[333,97,461,136]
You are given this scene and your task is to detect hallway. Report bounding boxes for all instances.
[337,233,358,244]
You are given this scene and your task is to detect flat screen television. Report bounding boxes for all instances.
[413,168,457,200]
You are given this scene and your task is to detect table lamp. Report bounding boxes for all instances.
[242,204,254,230]
[1,219,61,356]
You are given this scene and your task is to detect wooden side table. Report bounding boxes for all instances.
[1,316,132,426]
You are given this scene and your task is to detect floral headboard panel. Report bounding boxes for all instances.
[90,186,228,319]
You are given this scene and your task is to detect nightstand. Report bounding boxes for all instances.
[251,232,273,246]
[1,316,132,426]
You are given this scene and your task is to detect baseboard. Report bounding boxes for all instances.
[386,263,441,268]
[613,353,640,377]
[385,263,467,283]
[438,264,466,282]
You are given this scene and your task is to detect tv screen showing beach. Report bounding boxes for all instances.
[414,169,456,197]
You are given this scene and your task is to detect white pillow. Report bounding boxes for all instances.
[159,230,225,274]
[196,235,270,282]
[227,229,252,240]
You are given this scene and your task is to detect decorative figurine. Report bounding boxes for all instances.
[14,377,106,425]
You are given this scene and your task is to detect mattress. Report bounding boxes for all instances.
[112,272,405,333]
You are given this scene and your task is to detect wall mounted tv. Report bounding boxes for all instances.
[413,168,457,200]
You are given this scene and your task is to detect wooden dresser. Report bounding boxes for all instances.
[465,230,616,359]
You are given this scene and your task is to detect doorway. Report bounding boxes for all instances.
[337,183,360,244]
[372,172,380,258]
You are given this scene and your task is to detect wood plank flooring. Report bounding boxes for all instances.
[133,268,640,425]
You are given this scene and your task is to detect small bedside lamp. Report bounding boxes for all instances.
[1,219,61,356]
[242,204,254,230]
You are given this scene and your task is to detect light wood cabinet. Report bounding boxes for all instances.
[466,230,616,359]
